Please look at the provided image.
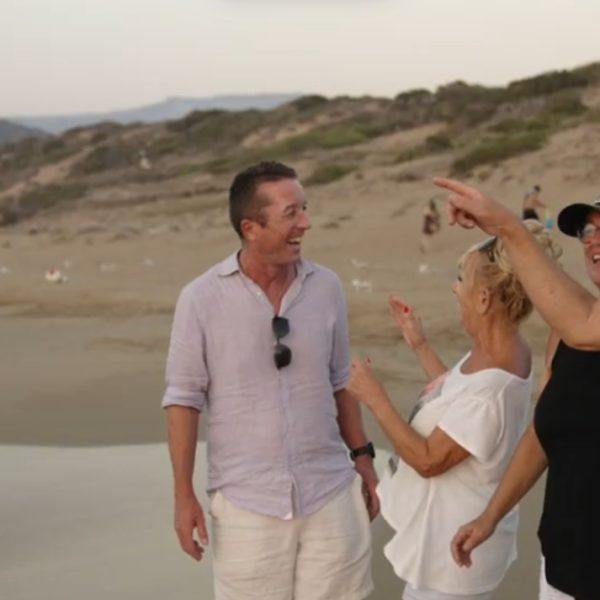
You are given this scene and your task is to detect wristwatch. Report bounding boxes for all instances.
[349,442,375,461]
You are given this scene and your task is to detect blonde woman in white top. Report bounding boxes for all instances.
[347,222,561,600]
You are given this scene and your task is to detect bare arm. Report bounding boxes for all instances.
[451,423,548,566]
[434,178,600,350]
[413,343,449,381]
[371,399,469,477]
[501,224,598,349]
[389,295,447,380]
[346,360,469,478]
[166,405,208,561]
[335,388,380,520]
[482,423,547,523]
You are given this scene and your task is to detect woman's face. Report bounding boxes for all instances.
[582,211,600,290]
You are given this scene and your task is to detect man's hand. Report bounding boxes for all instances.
[174,493,209,561]
[354,457,380,521]
[433,177,521,237]
[450,513,496,568]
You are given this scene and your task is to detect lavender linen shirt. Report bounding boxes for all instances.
[162,252,356,519]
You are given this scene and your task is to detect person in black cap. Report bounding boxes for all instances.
[431,179,599,600]
[556,196,600,240]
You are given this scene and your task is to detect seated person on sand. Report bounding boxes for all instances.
[346,221,561,600]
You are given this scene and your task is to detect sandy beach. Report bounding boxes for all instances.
[1,148,595,599]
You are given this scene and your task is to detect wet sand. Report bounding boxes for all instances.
[1,442,544,600]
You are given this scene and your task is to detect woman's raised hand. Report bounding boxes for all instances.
[389,295,426,351]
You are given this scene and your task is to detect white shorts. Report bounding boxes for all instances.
[539,557,574,600]
[403,583,494,600]
[210,476,372,600]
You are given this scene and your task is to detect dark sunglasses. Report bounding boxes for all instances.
[272,316,292,370]
[477,236,497,263]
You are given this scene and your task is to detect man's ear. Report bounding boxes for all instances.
[240,218,257,242]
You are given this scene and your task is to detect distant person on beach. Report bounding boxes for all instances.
[522,184,546,221]
[420,199,441,253]
[346,221,561,600]
[436,182,600,600]
[162,161,378,600]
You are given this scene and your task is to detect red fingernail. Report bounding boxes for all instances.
[403,305,410,314]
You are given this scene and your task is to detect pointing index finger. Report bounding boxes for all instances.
[433,177,482,198]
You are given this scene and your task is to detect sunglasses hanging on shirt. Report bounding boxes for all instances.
[272,316,292,370]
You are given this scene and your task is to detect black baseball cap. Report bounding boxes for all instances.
[557,198,600,238]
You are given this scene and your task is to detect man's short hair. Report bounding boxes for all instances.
[229,161,297,239]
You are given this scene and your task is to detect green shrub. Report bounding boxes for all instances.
[394,133,452,164]
[167,110,225,132]
[394,89,433,104]
[542,90,586,117]
[452,130,547,174]
[75,141,136,173]
[305,164,355,186]
[270,126,368,156]
[149,135,181,157]
[90,131,110,145]
[177,163,204,177]
[430,82,506,126]
[393,172,421,183]
[585,109,600,124]
[289,95,329,112]
[0,182,87,225]
[165,110,267,151]
[425,133,452,150]
[507,70,587,100]
[395,146,425,164]
[571,62,600,85]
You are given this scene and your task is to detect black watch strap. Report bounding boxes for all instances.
[349,441,375,461]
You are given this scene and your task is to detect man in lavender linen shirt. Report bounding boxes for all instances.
[162,161,379,600]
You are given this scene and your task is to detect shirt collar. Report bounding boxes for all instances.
[216,251,315,279]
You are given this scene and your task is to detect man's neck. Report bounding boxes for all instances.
[238,250,298,292]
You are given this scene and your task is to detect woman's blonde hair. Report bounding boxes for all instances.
[465,220,563,324]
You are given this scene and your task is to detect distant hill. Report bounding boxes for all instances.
[2,61,600,228]
[9,94,301,134]
[0,119,46,144]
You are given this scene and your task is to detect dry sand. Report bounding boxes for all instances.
[1,150,595,599]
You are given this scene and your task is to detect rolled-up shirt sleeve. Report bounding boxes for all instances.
[161,284,209,412]
[329,276,351,391]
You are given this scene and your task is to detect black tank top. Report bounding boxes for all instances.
[534,340,600,600]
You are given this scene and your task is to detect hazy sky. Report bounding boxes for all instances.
[2,0,599,116]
